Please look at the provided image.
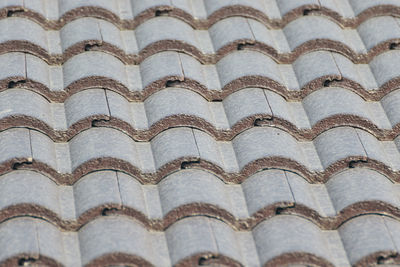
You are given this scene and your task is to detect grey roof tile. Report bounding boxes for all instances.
[242,169,293,215]
[139,51,183,88]
[179,52,207,85]
[193,128,225,167]
[30,130,58,169]
[326,168,399,213]
[355,128,390,165]
[264,89,299,126]
[381,89,400,127]
[0,18,48,51]
[0,218,39,263]
[286,171,322,214]
[165,217,242,265]
[292,51,340,88]
[222,88,271,127]
[150,127,198,169]
[158,169,230,216]
[73,171,121,218]
[35,219,66,265]
[60,18,102,53]
[69,127,139,171]
[302,87,372,127]
[313,127,366,168]
[283,16,345,51]
[135,17,199,51]
[369,51,400,87]
[117,172,148,216]
[0,89,53,126]
[216,50,282,87]
[357,16,400,51]
[232,127,308,169]
[0,53,25,80]
[78,216,159,266]
[253,215,332,266]
[0,128,31,163]
[209,16,255,52]
[26,54,52,88]
[248,18,281,50]
[62,52,128,88]
[0,170,60,215]
[106,90,135,127]
[349,0,400,16]
[64,88,109,127]
[339,215,396,265]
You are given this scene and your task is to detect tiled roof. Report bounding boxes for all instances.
[2,0,400,266]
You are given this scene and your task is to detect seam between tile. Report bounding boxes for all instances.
[330,52,343,79]
[115,171,123,208]
[393,16,400,30]
[23,53,27,79]
[383,216,399,252]
[245,18,256,41]
[188,0,195,19]
[28,129,34,160]
[262,89,274,118]
[190,128,202,159]
[283,171,296,204]
[207,219,220,256]
[354,128,369,158]
[97,21,104,44]
[177,53,186,78]
[34,220,41,259]
[103,90,112,117]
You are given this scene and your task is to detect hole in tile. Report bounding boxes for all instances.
[180,160,200,169]
[166,79,182,87]
[377,253,398,264]
[390,43,400,50]
[18,257,36,266]
[12,161,33,170]
[102,207,119,216]
[91,118,109,127]
[84,43,101,51]
[275,203,295,215]
[275,207,286,215]
[348,159,367,168]
[323,78,342,87]
[8,80,27,88]
[254,117,273,126]
[7,9,24,17]
[303,8,319,16]
[155,9,170,16]
[237,42,255,51]
[198,255,217,266]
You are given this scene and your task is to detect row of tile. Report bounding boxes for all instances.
[3,15,400,64]
[3,126,400,184]
[2,168,400,232]
[2,50,400,102]
[4,87,400,142]
[2,214,400,266]
[2,0,400,29]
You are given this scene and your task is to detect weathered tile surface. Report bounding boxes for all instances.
[2,0,400,266]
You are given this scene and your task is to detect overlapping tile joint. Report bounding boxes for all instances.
[3,0,400,266]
